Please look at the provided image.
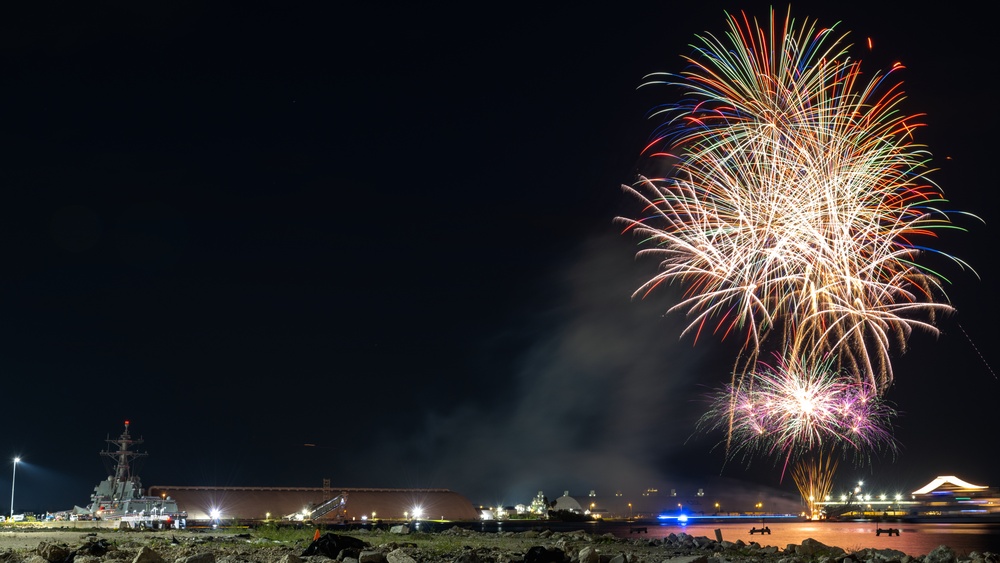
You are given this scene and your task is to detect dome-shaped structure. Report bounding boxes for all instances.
[551,491,585,513]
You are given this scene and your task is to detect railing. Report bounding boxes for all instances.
[309,494,348,520]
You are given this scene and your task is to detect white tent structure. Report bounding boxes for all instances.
[911,475,989,495]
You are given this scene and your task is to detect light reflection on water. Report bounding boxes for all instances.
[479,520,1000,558]
[614,521,1000,558]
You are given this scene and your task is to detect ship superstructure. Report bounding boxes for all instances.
[72,421,186,528]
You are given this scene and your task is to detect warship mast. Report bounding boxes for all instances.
[72,420,186,529]
[101,420,148,497]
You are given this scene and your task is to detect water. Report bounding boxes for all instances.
[471,520,1000,558]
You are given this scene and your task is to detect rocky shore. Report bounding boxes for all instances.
[0,526,996,563]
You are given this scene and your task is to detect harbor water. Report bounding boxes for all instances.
[473,519,1000,557]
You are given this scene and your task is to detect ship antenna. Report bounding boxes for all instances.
[101,420,148,495]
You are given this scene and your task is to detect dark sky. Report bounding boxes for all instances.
[1,2,997,514]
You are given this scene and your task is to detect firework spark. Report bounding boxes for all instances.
[617,7,977,392]
[790,448,840,518]
[697,354,898,474]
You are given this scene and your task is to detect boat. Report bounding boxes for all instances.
[69,421,187,529]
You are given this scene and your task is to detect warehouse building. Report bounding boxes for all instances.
[146,484,479,523]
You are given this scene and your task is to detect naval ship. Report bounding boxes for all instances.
[71,421,187,529]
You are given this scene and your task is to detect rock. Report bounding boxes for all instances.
[0,523,991,563]
[923,546,958,563]
[359,550,387,563]
[453,552,483,563]
[662,556,708,563]
[854,546,906,563]
[385,548,417,563]
[131,546,164,563]
[793,538,844,557]
[77,540,110,557]
[578,546,599,563]
[35,543,70,563]
[524,546,565,563]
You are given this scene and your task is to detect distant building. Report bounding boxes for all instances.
[146,485,479,522]
[905,475,1000,521]
[551,491,584,514]
[532,484,804,519]
[812,475,1000,522]
[526,491,548,515]
[541,487,707,519]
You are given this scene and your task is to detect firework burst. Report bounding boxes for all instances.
[697,354,898,474]
[617,7,977,392]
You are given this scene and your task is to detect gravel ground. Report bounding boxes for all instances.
[0,529,222,550]
[0,525,995,563]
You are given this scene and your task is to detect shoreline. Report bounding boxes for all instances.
[0,524,994,562]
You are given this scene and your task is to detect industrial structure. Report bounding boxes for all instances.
[51,422,477,526]
[146,483,479,523]
[67,425,996,526]
[68,421,187,529]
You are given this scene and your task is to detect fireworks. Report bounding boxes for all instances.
[697,355,897,470]
[618,7,977,477]
[617,7,976,393]
[790,448,840,518]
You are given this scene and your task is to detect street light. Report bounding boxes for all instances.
[10,457,19,519]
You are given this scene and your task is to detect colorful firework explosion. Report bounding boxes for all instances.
[617,7,977,393]
[697,354,898,473]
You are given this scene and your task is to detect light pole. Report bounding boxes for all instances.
[10,457,19,519]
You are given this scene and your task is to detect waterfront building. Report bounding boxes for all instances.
[147,483,479,523]
[813,475,1000,522]
[904,475,1000,522]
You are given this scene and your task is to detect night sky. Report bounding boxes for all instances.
[1,2,997,514]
